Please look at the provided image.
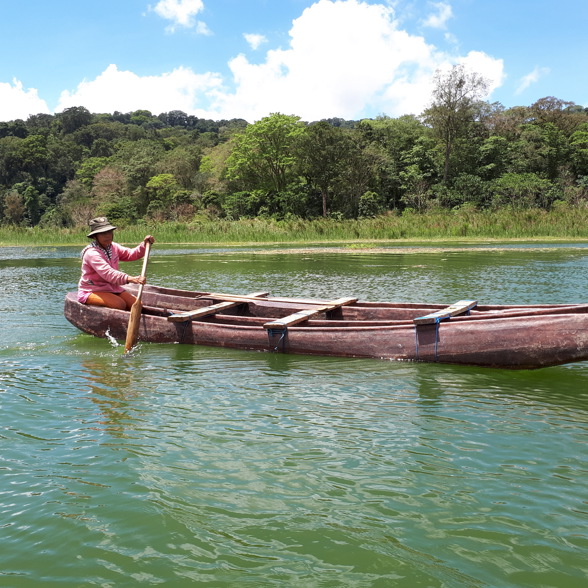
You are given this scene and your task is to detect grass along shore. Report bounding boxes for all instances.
[2,207,588,247]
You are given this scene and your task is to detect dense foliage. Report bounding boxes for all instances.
[2,66,588,229]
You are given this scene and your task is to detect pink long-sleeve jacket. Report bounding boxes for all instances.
[77,241,147,303]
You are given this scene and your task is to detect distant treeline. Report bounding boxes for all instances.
[1,66,588,229]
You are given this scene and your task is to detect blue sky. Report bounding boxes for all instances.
[0,0,586,123]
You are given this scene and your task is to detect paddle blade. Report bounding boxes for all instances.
[124,300,143,353]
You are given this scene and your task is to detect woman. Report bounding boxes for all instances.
[78,216,155,310]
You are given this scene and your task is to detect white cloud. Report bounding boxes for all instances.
[195,20,212,35]
[56,64,223,116]
[516,66,550,95]
[214,0,437,120]
[11,0,505,123]
[212,0,503,120]
[244,33,267,50]
[459,51,506,95]
[423,2,453,29]
[0,79,50,121]
[151,0,207,32]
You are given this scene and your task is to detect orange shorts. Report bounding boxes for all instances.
[86,291,137,311]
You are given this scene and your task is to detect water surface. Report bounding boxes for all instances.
[1,244,588,587]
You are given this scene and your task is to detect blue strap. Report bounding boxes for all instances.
[268,328,287,352]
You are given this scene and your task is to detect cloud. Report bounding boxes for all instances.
[516,66,550,95]
[20,0,505,123]
[459,51,506,95]
[0,79,50,121]
[56,64,223,116]
[213,0,503,120]
[244,33,267,50]
[151,0,207,32]
[422,2,453,29]
[217,0,439,120]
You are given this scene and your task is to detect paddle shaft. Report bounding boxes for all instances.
[124,241,152,353]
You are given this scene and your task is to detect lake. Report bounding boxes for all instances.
[1,243,588,587]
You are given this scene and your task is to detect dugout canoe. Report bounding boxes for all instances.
[63,284,588,369]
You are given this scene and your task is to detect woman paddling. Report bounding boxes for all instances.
[78,216,155,310]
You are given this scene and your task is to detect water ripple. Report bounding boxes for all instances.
[3,247,588,586]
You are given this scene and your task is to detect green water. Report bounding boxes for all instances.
[1,244,588,587]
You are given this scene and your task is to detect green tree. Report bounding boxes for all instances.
[478,135,510,180]
[75,157,111,189]
[358,190,386,217]
[491,173,554,209]
[570,123,588,178]
[58,106,93,134]
[156,145,202,190]
[145,173,179,208]
[423,65,489,183]
[23,185,44,225]
[358,115,432,208]
[56,179,93,226]
[225,113,304,194]
[111,139,166,213]
[511,123,569,180]
[0,136,27,186]
[2,191,26,224]
[296,121,355,216]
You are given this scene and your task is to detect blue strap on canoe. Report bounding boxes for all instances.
[413,300,476,360]
[268,328,287,352]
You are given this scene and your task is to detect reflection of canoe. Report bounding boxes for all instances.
[64,285,588,369]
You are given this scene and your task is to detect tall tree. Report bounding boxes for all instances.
[296,121,354,216]
[58,106,93,134]
[225,113,304,194]
[423,64,489,182]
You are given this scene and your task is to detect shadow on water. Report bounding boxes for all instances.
[403,360,588,414]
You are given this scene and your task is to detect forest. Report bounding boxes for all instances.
[1,65,588,229]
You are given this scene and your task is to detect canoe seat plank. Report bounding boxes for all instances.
[264,297,358,329]
[167,291,269,322]
[203,292,334,305]
[413,300,478,325]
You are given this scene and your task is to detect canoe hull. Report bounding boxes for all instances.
[63,288,588,369]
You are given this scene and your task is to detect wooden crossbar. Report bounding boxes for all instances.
[202,292,334,306]
[263,297,358,329]
[413,300,478,325]
[167,291,269,323]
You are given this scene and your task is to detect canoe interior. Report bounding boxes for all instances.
[131,284,588,325]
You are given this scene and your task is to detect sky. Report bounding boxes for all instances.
[0,0,586,123]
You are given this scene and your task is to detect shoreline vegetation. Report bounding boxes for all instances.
[2,78,588,253]
[2,207,588,248]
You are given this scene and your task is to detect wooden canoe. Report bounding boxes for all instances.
[63,284,588,369]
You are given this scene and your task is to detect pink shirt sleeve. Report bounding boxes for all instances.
[115,241,146,262]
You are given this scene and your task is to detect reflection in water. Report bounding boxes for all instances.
[81,358,144,437]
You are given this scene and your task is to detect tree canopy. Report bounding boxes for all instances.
[1,78,588,228]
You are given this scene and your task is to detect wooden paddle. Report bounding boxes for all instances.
[124,241,152,353]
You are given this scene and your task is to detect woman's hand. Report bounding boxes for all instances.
[143,235,155,244]
[127,275,147,285]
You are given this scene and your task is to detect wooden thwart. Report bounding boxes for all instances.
[413,300,478,325]
[167,291,269,322]
[264,297,358,329]
[202,292,336,306]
